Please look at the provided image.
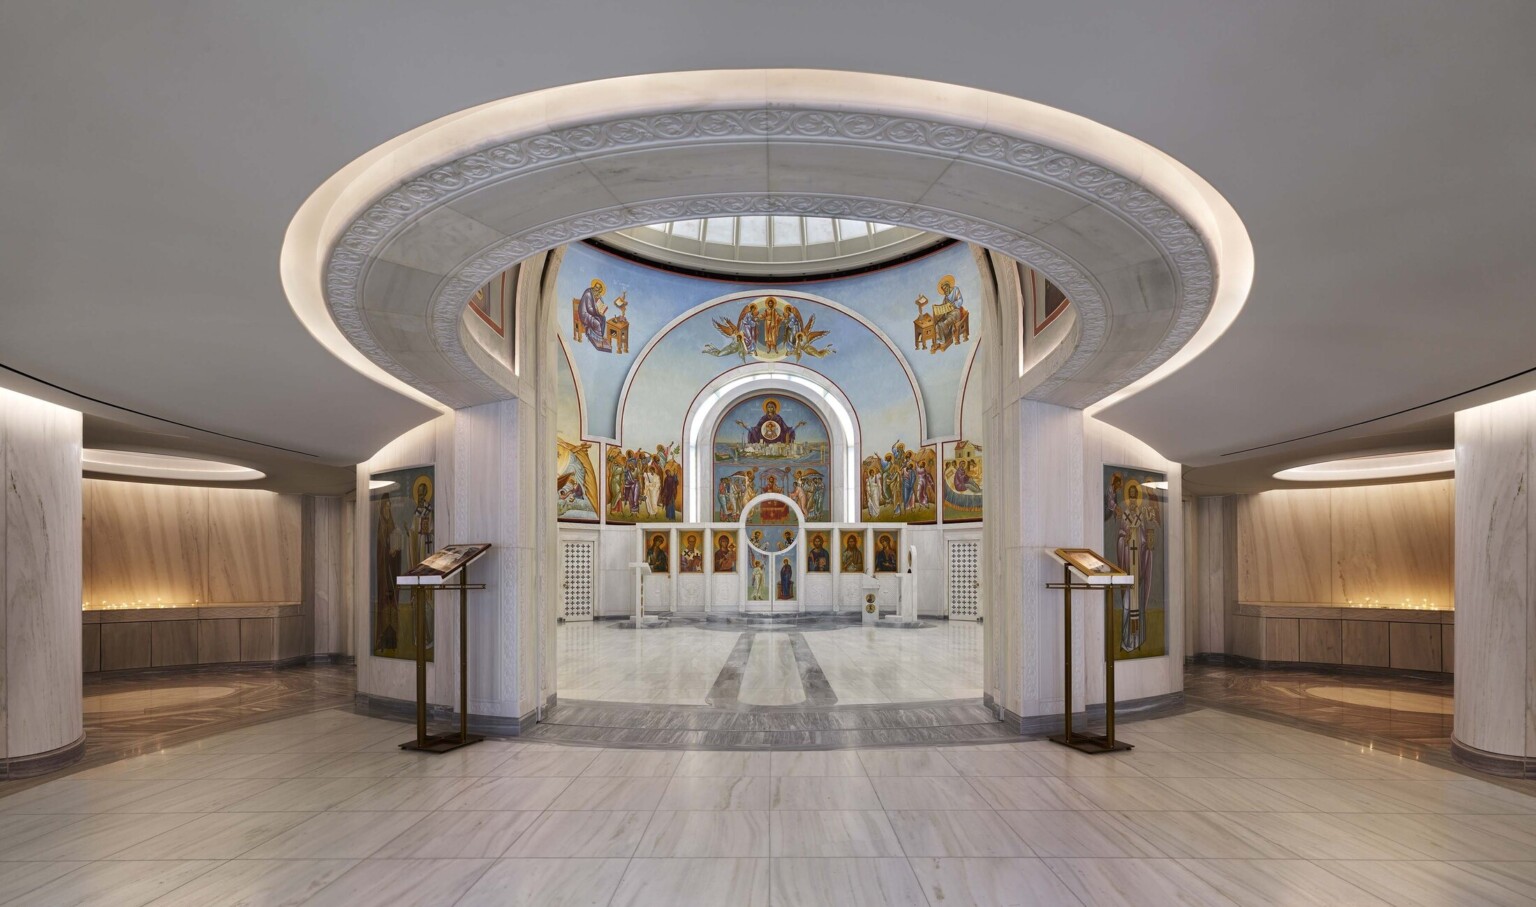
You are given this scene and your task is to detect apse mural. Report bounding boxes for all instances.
[713,395,830,522]
[942,439,984,522]
[551,237,991,528]
[606,443,682,523]
[1103,465,1167,660]
[860,442,938,523]
[369,466,434,662]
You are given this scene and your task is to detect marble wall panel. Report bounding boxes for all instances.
[1453,397,1534,757]
[1238,490,1333,603]
[208,490,301,603]
[1389,622,1443,672]
[100,622,152,671]
[675,574,706,613]
[3,392,84,758]
[151,621,198,667]
[1331,481,1454,606]
[309,496,347,656]
[710,573,738,611]
[198,619,240,664]
[239,617,277,662]
[81,624,100,673]
[83,480,208,606]
[803,574,834,610]
[1262,617,1300,662]
[1298,618,1342,664]
[1342,620,1391,668]
[1442,625,1455,673]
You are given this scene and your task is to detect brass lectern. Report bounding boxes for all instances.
[1048,547,1136,754]
[396,543,492,754]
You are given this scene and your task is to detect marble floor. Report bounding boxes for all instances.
[557,618,983,706]
[5,704,1536,905]
[1185,663,1457,756]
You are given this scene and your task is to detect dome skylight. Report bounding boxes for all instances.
[600,217,943,277]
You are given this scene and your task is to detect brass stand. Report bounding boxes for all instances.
[400,563,486,754]
[1047,561,1134,755]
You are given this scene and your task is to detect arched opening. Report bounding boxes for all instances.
[292,70,1245,744]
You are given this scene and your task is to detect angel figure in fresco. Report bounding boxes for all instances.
[704,297,834,362]
[749,558,769,600]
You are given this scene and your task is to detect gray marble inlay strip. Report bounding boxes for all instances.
[706,633,756,708]
[787,633,837,707]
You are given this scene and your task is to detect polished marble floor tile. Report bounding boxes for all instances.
[2,812,199,861]
[437,775,574,811]
[967,776,1101,811]
[502,809,650,858]
[998,810,1162,858]
[770,857,928,907]
[1110,810,1301,860]
[1176,858,1390,906]
[634,809,770,857]
[453,858,630,907]
[1044,857,1238,906]
[886,809,1032,857]
[242,810,428,860]
[299,857,492,906]
[610,857,770,907]
[110,810,314,860]
[548,776,667,811]
[871,776,990,810]
[0,861,88,905]
[1314,859,1536,907]
[770,776,881,810]
[856,748,958,777]
[658,775,771,810]
[674,751,771,777]
[10,859,221,907]
[769,810,904,857]
[370,809,540,859]
[141,858,357,907]
[908,856,1086,906]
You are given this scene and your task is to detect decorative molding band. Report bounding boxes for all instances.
[1451,737,1536,779]
[324,107,1214,409]
[0,733,86,780]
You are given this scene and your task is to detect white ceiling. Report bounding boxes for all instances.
[3,2,1533,491]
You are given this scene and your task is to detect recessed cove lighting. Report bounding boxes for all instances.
[1274,449,1454,483]
[82,449,265,482]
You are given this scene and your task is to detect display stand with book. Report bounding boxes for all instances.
[396,543,492,754]
[1047,547,1137,754]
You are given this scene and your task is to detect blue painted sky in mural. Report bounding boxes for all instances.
[554,239,982,444]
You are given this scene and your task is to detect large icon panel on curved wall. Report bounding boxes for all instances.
[861,442,938,523]
[942,439,984,523]
[369,466,434,662]
[1104,465,1167,660]
[606,442,683,523]
[713,394,830,522]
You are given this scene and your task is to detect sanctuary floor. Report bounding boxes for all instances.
[556,617,983,706]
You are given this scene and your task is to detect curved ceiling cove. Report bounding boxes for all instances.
[288,70,1248,414]
[1274,449,1454,483]
[82,449,266,482]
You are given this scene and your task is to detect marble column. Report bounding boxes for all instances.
[0,389,83,777]
[1453,392,1536,776]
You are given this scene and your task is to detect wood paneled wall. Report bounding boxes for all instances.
[83,479,302,606]
[1236,479,1454,606]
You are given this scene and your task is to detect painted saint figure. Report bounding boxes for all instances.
[714,534,736,572]
[574,278,612,351]
[736,398,801,445]
[680,534,703,573]
[778,559,795,600]
[842,534,865,572]
[875,534,898,573]
[646,533,669,574]
[807,534,830,573]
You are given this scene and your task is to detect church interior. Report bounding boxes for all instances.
[3,5,1536,904]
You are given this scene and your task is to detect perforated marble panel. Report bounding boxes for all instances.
[804,574,834,611]
[675,574,707,612]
